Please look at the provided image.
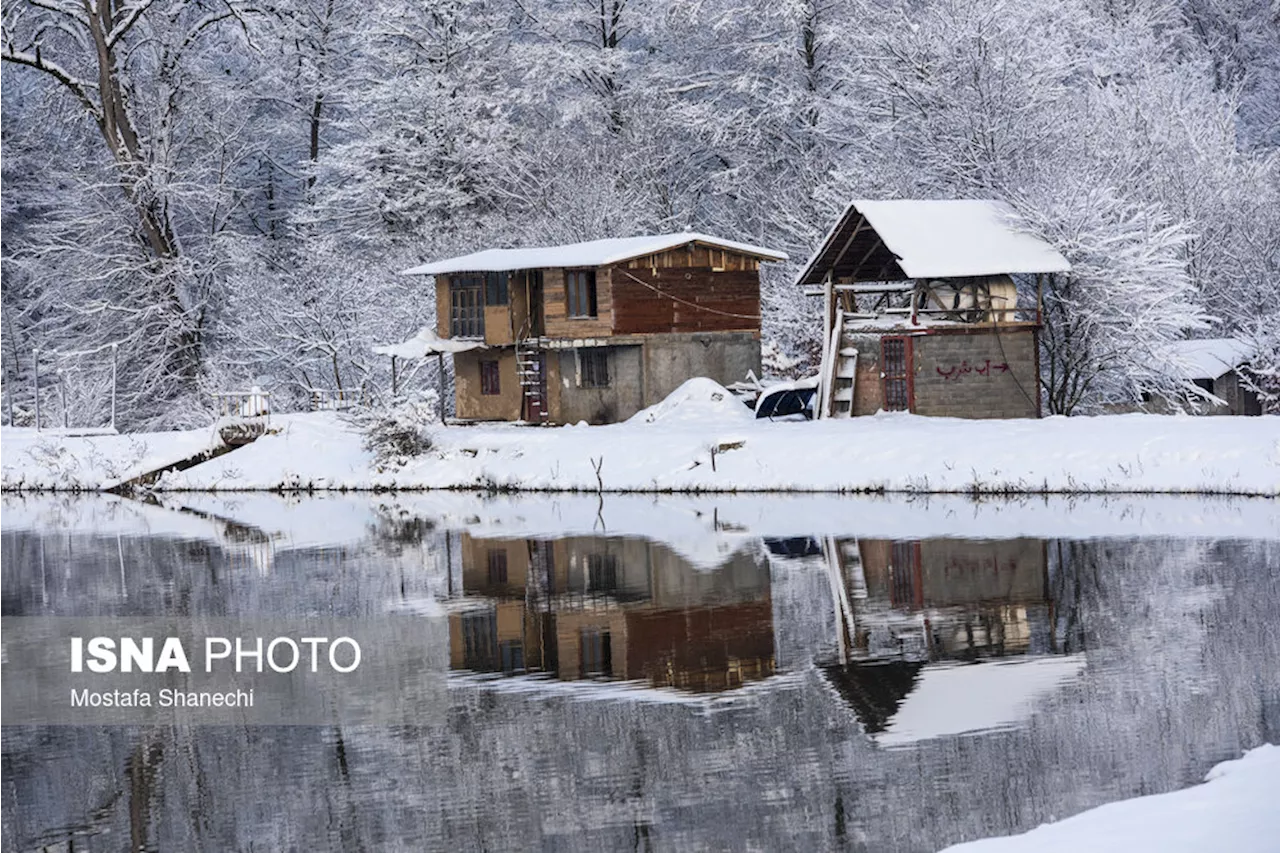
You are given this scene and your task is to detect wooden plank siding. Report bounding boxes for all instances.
[435,274,451,339]
[610,266,760,334]
[544,267,614,339]
[434,245,764,342]
[623,244,762,272]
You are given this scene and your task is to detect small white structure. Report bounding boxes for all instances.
[1157,338,1261,415]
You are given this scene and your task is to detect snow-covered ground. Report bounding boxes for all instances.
[3,381,1278,494]
[940,744,1279,853]
[1,424,220,491]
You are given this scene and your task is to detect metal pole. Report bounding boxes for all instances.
[110,343,118,430]
[437,352,446,426]
[59,371,68,428]
[32,348,40,431]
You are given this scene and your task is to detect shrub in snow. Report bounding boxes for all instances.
[359,392,439,470]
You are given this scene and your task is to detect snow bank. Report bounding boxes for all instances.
[1,426,219,491]
[163,410,1280,495]
[5,408,1278,496]
[627,378,756,426]
[940,744,1280,853]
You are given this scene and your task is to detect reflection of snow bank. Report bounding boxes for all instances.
[628,377,756,426]
[878,656,1087,747]
[942,744,1280,853]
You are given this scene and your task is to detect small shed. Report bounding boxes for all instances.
[798,200,1070,420]
[1158,338,1261,416]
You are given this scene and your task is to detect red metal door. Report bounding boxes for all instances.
[881,336,914,411]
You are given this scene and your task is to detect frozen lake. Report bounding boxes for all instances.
[2,493,1277,851]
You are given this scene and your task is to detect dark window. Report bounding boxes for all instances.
[587,553,618,592]
[566,270,598,318]
[480,360,501,396]
[499,640,525,673]
[450,275,485,338]
[485,271,508,306]
[579,349,610,388]
[580,629,613,677]
[889,541,920,610]
[462,609,497,670]
[1193,378,1215,393]
[487,549,508,585]
[881,337,912,411]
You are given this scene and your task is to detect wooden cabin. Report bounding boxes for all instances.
[796,200,1071,419]
[403,233,787,424]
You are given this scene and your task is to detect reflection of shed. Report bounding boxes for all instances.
[796,200,1070,419]
[827,537,1051,663]
[446,533,775,693]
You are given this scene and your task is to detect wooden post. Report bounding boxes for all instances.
[110,343,118,430]
[5,369,13,427]
[59,371,68,428]
[32,348,40,431]
[391,355,398,398]
[437,352,446,426]
[1036,273,1044,325]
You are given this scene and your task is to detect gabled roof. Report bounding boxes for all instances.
[795,199,1071,285]
[403,232,787,276]
[1160,338,1254,380]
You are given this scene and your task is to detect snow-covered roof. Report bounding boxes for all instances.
[875,655,1086,746]
[373,326,485,358]
[402,232,787,276]
[796,199,1071,285]
[1159,338,1254,380]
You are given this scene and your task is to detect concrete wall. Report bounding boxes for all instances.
[554,345,645,425]
[640,332,761,407]
[912,328,1039,419]
[841,328,1038,418]
[453,348,522,421]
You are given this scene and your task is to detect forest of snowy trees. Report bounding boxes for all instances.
[2,0,1278,428]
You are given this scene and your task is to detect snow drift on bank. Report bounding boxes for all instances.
[940,744,1280,853]
[3,380,1278,494]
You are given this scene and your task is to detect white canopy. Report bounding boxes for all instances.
[796,199,1072,285]
[373,327,485,359]
[1159,338,1254,380]
[402,232,787,276]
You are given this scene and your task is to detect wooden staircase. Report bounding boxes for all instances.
[515,333,549,425]
[820,309,860,419]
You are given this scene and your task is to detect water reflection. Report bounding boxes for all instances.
[448,533,775,692]
[1,493,1277,853]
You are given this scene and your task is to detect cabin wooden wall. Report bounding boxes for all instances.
[610,265,760,335]
[435,275,450,338]
[622,244,762,272]
[544,267,614,339]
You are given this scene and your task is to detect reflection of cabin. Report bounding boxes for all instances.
[1146,339,1262,415]
[446,533,775,693]
[829,537,1051,663]
[403,234,787,425]
[797,200,1071,419]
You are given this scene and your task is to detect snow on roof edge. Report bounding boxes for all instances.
[402,232,788,276]
[793,199,1072,286]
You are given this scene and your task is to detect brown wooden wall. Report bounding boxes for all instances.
[610,266,760,334]
[622,244,763,272]
[544,267,614,338]
[435,274,450,338]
